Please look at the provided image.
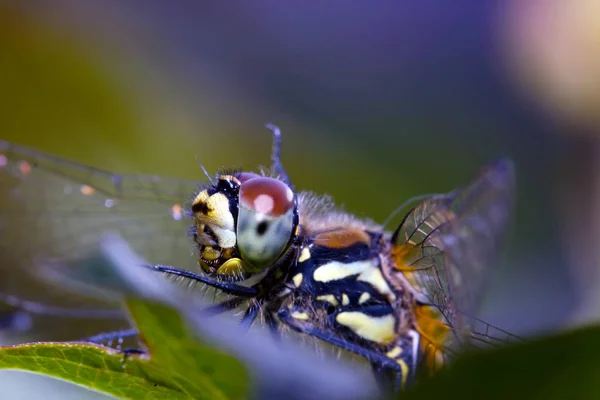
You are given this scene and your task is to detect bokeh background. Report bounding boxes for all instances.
[1,1,600,398]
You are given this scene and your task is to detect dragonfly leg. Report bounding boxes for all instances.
[279,307,418,391]
[264,310,281,342]
[120,347,148,362]
[371,363,405,393]
[142,264,258,297]
[371,361,412,393]
[277,308,401,371]
[82,328,139,344]
[239,305,259,331]
[0,310,32,332]
[0,291,124,319]
[202,297,247,316]
[81,328,147,359]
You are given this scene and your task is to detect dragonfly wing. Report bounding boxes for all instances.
[0,140,201,303]
[392,160,515,337]
[438,160,515,323]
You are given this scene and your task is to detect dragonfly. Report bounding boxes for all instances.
[0,125,519,389]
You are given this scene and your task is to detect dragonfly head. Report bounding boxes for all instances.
[191,172,298,281]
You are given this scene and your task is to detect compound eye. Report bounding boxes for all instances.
[237,177,296,269]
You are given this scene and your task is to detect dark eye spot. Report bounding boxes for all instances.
[326,305,336,315]
[256,221,268,235]
[192,201,209,214]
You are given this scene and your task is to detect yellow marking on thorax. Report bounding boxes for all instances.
[292,273,303,287]
[342,294,350,306]
[316,294,338,306]
[291,311,310,321]
[335,312,396,343]
[298,247,311,263]
[386,346,402,358]
[313,259,376,282]
[358,292,371,304]
[398,359,409,389]
[357,266,397,302]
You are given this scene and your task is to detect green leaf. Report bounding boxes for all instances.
[0,342,187,399]
[404,325,600,400]
[0,298,249,400]
[124,298,249,400]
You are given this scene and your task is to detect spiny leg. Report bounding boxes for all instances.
[371,362,410,393]
[82,328,147,358]
[265,310,281,342]
[142,264,258,297]
[371,363,395,393]
[239,305,259,331]
[0,310,31,332]
[82,328,139,344]
[203,297,247,316]
[278,308,401,371]
[279,308,417,391]
[0,291,124,320]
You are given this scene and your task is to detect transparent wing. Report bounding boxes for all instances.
[0,140,202,309]
[461,314,522,350]
[392,160,515,341]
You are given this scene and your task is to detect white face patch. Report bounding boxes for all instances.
[335,312,396,344]
[313,259,376,282]
[211,226,237,248]
[205,193,235,230]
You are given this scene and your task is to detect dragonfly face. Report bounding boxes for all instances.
[191,172,298,280]
[0,126,519,390]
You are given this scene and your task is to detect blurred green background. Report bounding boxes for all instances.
[2,1,599,398]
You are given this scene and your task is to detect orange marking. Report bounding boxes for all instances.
[80,185,95,196]
[219,175,241,185]
[391,243,427,290]
[18,160,31,176]
[313,228,371,248]
[414,304,451,374]
[391,243,424,271]
[171,203,183,220]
